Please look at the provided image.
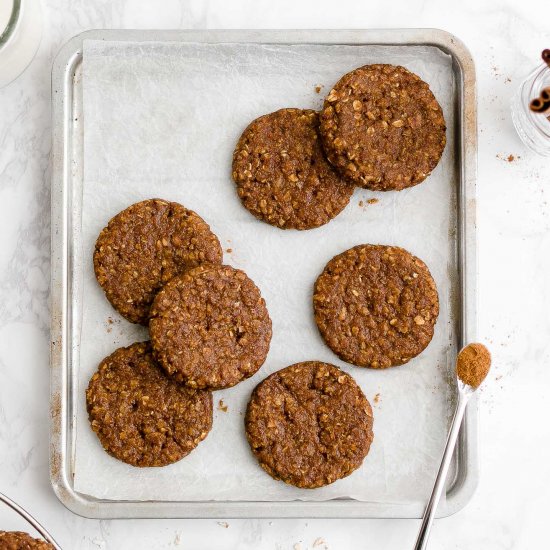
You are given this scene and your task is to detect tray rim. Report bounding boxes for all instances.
[50,27,478,519]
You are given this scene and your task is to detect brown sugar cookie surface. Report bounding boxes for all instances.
[149,264,272,390]
[86,342,213,467]
[94,198,223,325]
[245,361,374,488]
[313,244,439,368]
[320,64,446,191]
[0,532,54,549]
[232,108,354,229]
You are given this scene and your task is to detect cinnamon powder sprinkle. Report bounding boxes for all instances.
[456,343,491,388]
[218,399,228,412]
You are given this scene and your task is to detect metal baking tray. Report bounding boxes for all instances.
[50,29,477,519]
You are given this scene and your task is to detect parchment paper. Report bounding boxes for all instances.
[75,40,458,503]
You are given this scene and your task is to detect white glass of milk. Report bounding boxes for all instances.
[0,0,42,89]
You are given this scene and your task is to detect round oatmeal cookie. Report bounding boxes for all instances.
[245,361,374,488]
[149,263,272,390]
[320,64,446,191]
[313,244,439,368]
[86,342,213,467]
[0,531,55,549]
[232,108,354,229]
[94,198,223,325]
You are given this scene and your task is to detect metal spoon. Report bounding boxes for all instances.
[414,343,491,550]
[0,491,62,549]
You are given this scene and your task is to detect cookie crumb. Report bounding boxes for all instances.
[217,522,229,529]
[315,85,322,94]
[373,393,381,404]
[218,399,228,412]
[367,198,379,205]
[496,153,520,162]
[358,200,364,207]
[313,538,326,547]
[225,248,233,253]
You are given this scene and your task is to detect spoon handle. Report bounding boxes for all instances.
[413,392,469,550]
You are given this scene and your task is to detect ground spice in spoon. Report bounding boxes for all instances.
[456,343,491,388]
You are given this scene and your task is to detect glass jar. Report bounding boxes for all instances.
[511,63,550,156]
[0,0,42,89]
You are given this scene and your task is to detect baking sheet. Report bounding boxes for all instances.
[74,40,458,503]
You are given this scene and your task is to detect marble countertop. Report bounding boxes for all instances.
[0,0,548,548]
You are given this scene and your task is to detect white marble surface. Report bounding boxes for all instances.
[0,0,548,548]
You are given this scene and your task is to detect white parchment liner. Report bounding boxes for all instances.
[75,40,458,503]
